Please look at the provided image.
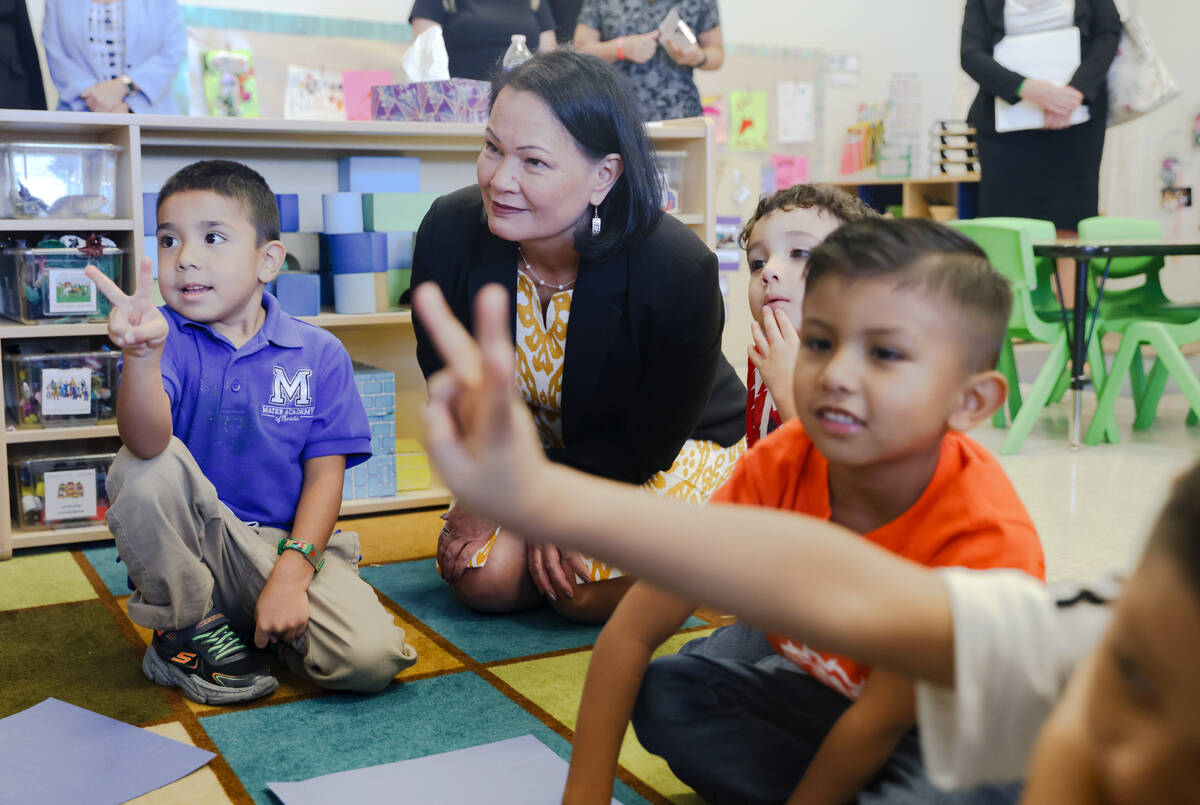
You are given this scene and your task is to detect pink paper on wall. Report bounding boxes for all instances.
[343,70,393,120]
[702,95,728,144]
[771,154,809,191]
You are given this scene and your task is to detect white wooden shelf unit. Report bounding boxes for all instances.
[0,111,714,557]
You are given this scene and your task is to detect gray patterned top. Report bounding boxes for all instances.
[578,0,720,122]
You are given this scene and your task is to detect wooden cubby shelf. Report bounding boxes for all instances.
[0,110,715,557]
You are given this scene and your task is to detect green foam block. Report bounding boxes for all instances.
[387,268,412,307]
[362,192,440,232]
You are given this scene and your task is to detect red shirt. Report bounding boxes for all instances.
[711,420,1045,699]
[746,358,781,449]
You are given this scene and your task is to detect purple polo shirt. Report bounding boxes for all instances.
[156,292,370,529]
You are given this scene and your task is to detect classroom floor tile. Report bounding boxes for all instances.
[0,599,174,725]
[492,629,715,804]
[362,559,702,663]
[0,548,96,610]
[198,671,650,805]
[128,721,234,805]
[350,507,445,565]
[80,543,131,598]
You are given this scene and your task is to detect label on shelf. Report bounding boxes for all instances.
[40,367,94,415]
[43,468,98,521]
[46,270,99,314]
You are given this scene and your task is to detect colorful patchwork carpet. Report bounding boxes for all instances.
[0,508,725,804]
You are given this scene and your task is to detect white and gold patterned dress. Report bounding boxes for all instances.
[465,271,746,578]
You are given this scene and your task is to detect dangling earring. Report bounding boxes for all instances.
[591,205,601,236]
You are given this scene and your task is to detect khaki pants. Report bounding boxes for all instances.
[106,437,417,692]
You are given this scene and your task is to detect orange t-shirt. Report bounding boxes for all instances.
[710,420,1045,700]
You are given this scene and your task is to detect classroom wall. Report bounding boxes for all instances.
[24,0,1199,241]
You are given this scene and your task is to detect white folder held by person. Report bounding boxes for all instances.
[993,26,1091,132]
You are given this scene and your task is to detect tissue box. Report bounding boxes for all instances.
[10,451,116,528]
[0,246,124,324]
[395,438,431,491]
[372,80,492,123]
[1,142,121,219]
[4,348,120,427]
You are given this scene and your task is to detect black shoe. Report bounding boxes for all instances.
[143,611,278,705]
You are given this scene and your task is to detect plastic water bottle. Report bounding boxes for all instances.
[502,34,534,70]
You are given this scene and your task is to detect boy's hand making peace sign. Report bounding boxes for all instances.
[85,257,167,357]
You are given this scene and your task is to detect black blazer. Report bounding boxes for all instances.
[961,0,1121,135]
[412,186,746,486]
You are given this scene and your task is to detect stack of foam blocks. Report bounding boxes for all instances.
[272,193,322,316]
[344,362,398,500]
[319,156,438,314]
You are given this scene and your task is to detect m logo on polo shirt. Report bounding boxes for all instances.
[263,365,315,423]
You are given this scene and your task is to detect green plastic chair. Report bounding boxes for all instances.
[948,220,1117,452]
[1084,312,1200,444]
[965,217,1063,425]
[1076,216,1200,431]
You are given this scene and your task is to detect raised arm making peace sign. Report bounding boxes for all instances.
[85,256,168,358]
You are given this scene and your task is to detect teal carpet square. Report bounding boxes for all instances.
[80,544,130,598]
[362,559,702,662]
[200,671,648,805]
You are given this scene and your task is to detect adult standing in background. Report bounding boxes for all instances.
[42,0,185,114]
[547,0,582,45]
[961,0,1121,230]
[0,0,47,109]
[409,0,556,81]
[575,0,723,122]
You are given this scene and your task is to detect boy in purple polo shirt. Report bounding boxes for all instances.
[85,160,417,705]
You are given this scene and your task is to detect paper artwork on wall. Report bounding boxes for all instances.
[715,216,742,271]
[770,154,809,191]
[729,90,769,152]
[202,50,258,118]
[776,81,814,144]
[343,70,393,121]
[702,95,728,144]
[285,66,345,120]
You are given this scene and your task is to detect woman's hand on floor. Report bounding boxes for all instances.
[437,504,498,581]
[527,542,591,602]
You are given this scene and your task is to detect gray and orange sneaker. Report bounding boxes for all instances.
[143,612,278,705]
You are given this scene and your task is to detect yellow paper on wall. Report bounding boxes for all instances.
[729,90,769,152]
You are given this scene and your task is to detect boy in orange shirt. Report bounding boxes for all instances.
[414,272,1200,805]
[559,218,1044,803]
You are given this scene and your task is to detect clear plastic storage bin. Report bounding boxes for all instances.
[4,348,119,427]
[658,151,685,213]
[0,142,120,219]
[0,246,124,323]
[9,451,115,528]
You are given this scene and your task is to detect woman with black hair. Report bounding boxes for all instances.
[411,50,745,623]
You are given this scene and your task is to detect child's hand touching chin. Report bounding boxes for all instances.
[750,306,800,422]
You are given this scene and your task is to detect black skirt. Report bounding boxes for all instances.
[976,91,1108,231]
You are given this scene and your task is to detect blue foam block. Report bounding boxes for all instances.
[275,194,300,232]
[321,192,364,234]
[275,272,321,317]
[385,231,414,271]
[337,156,420,194]
[333,272,379,314]
[142,193,157,236]
[320,232,387,274]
